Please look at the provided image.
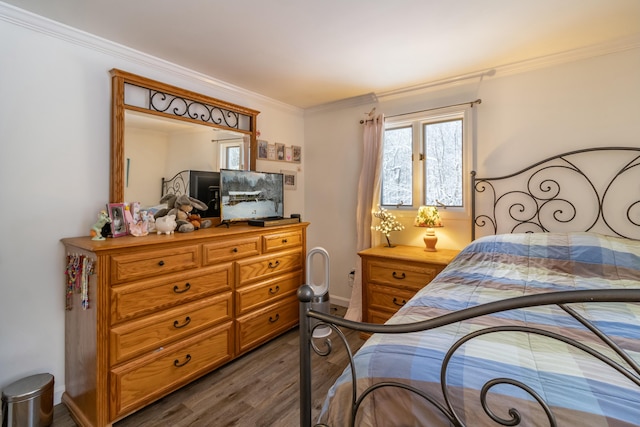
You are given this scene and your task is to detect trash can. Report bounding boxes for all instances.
[1,373,53,427]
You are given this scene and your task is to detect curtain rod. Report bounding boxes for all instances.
[360,98,481,124]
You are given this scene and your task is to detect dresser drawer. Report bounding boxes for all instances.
[202,237,260,265]
[366,283,418,321]
[110,292,232,365]
[236,295,298,354]
[367,260,439,290]
[110,263,233,324]
[110,323,233,419]
[110,245,200,284]
[235,271,302,316]
[262,230,303,253]
[236,249,302,286]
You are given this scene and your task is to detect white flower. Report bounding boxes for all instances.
[372,206,404,237]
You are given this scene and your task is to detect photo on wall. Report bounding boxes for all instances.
[257,140,268,159]
[281,169,297,190]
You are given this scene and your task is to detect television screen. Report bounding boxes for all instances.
[188,170,220,218]
[220,169,284,222]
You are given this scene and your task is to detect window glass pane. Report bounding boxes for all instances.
[424,119,462,207]
[382,127,413,206]
[226,146,241,170]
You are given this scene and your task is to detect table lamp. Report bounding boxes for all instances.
[414,206,443,251]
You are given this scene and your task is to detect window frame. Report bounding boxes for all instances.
[382,105,473,222]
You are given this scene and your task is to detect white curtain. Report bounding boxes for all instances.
[344,113,384,321]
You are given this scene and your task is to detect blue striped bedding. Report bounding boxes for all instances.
[320,232,640,426]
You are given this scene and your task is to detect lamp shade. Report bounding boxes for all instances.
[414,206,443,228]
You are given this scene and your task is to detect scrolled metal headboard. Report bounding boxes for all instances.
[471,147,640,240]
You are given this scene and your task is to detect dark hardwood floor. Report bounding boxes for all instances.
[52,306,363,427]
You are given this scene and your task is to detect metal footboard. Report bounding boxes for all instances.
[298,285,640,427]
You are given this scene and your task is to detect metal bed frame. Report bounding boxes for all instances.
[298,146,640,427]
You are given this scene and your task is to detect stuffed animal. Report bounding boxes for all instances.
[90,210,111,240]
[154,194,213,233]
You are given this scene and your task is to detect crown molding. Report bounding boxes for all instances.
[0,1,303,115]
[304,92,378,115]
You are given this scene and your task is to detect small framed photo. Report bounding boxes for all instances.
[108,203,128,237]
[281,169,297,190]
[285,146,293,162]
[257,140,268,159]
[267,144,276,160]
[275,143,285,161]
[292,145,302,163]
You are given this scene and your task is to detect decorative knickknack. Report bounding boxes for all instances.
[415,206,443,252]
[372,206,404,247]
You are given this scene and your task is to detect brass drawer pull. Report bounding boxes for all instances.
[392,271,406,280]
[173,316,191,329]
[269,285,280,295]
[173,282,191,294]
[269,313,280,323]
[158,260,165,266]
[268,260,280,269]
[393,297,407,306]
[173,354,191,367]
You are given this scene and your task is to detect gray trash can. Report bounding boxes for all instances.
[1,374,53,427]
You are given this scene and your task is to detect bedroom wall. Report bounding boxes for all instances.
[0,4,304,404]
[305,45,640,306]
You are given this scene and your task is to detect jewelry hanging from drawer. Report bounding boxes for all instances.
[65,253,95,310]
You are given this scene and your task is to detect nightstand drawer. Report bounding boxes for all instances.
[367,260,438,290]
[110,292,232,365]
[111,245,200,284]
[110,263,232,324]
[366,283,417,318]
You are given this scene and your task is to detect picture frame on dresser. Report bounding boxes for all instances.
[107,202,128,237]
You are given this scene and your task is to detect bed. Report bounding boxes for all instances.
[298,147,640,427]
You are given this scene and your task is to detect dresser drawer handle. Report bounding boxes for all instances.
[173,316,191,329]
[173,354,191,367]
[269,313,280,323]
[158,260,165,266]
[268,260,280,269]
[393,297,407,307]
[269,285,280,295]
[282,238,288,243]
[173,282,191,294]
[392,271,406,280]
[232,247,238,253]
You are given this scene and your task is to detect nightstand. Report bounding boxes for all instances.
[359,245,460,325]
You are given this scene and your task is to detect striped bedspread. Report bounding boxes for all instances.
[320,232,640,426]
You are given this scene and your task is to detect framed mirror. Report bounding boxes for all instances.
[110,69,260,207]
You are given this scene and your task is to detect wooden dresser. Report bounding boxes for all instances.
[61,222,308,427]
[359,245,460,324]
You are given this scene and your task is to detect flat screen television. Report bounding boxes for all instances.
[188,170,220,218]
[220,169,284,222]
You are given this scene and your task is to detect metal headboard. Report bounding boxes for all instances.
[471,147,640,240]
[161,170,189,198]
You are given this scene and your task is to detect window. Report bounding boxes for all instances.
[382,108,470,213]
[219,142,243,170]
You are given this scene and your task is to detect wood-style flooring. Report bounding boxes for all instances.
[52,306,363,427]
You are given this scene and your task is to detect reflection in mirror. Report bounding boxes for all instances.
[110,69,260,206]
[124,110,247,207]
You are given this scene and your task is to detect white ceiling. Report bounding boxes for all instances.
[3,0,640,109]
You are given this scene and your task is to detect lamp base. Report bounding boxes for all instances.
[423,229,438,252]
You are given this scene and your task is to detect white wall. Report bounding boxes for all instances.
[305,46,640,306]
[0,4,304,404]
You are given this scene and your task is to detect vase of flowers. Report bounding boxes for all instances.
[372,206,404,247]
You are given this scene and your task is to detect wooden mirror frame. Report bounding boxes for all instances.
[110,69,260,203]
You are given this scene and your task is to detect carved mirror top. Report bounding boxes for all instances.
[110,69,260,203]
